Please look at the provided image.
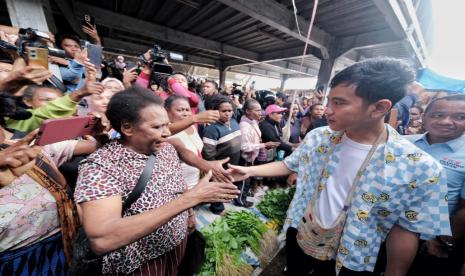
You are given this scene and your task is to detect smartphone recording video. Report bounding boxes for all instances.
[80,14,95,28]
[26,47,49,69]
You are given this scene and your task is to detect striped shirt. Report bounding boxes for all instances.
[202,120,242,165]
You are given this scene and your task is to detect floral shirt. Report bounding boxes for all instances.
[283,125,451,273]
[75,140,188,274]
[0,140,78,251]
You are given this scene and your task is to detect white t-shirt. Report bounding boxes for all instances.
[171,128,204,189]
[316,135,371,228]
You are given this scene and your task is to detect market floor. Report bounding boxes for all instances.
[259,247,287,276]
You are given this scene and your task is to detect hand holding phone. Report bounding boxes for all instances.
[86,43,102,70]
[80,14,95,28]
[26,47,49,70]
[122,67,139,86]
[35,116,97,146]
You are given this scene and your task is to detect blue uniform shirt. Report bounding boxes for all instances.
[405,133,465,214]
[283,125,451,273]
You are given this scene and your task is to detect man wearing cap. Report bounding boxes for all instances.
[259,104,295,158]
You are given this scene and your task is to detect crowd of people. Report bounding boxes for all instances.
[0,15,464,276]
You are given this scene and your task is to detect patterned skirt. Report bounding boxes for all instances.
[0,232,68,276]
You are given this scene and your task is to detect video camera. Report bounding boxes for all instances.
[16,28,65,59]
[0,28,68,92]
[140,44,183,89]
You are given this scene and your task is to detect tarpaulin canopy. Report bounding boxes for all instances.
[417,68,465,93]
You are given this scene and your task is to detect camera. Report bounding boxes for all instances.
[16,28,66,59]
[139,44,183,89]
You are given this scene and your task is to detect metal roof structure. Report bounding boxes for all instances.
[10,0,432,86]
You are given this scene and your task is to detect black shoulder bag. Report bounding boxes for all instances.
[70,154,156,276]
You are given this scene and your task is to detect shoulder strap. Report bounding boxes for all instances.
[122,153,156,212]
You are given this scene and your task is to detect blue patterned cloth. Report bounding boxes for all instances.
[283,125,451,273]
[405,133,465,215]
[0,232,67,276]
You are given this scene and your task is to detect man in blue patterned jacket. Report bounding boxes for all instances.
[229,58,451,276]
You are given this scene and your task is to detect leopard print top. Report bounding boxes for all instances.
[75,140,188,274]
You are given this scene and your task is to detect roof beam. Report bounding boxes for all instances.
[373,0,408,37]
[224,57,316,76]
[399,0,429,60]
[214,0,333,58]
[103,38,311,76]
[372,0,426,66]
[224,45,317,68]
[103,38,221,68]
[333,29,399,57]
[73,2,259,62]
[230,66,282,79]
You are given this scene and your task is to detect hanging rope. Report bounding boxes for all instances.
[291,0,302,37]
[299,0,319,73]
[282,0,319,143]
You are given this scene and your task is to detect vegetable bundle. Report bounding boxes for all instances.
[256,187,296,229]
[199,211,268,276]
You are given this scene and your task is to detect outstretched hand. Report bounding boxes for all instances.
[0,62,52,92]
[206,157,234,183]
[227,164,251,182]
[122,67,138,88]
[184,171,240,205]
[193,110,220,124]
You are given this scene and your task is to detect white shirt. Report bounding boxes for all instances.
[171,127,203,189]
[317,134,371,228]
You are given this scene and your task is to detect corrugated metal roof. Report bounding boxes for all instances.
[54,0,429,77]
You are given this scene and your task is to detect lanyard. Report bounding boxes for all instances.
[312,126,387,210]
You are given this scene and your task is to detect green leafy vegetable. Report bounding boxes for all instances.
[199,211,268,275]
[256,187,296,229]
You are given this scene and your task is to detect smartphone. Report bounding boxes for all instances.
[87,43,102,70]
[26,47,48,69]
[80,14,95,28]
[35,116,97,146]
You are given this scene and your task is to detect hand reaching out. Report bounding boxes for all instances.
[264,141,280,149]
[193,110,220,124]
[122,67,139,88]
[227,164,252,182]
[0,62,52,91]
[69,74,104,102]
[82,24,101,45]
[183,171,240,205]
[315,89,325,103]
[205,157,233,183]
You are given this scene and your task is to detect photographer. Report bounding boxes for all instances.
[135,48,200,113]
